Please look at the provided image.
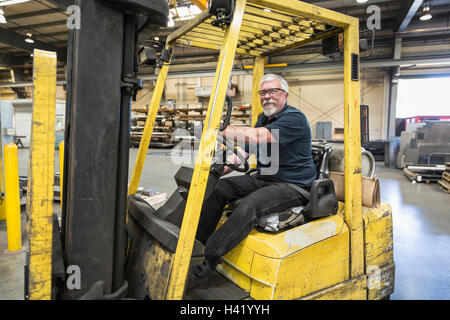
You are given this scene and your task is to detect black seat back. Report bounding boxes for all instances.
[302,179,338,219]
[311,144,332,179]
[302,144,338,219]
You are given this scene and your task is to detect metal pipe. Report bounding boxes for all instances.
[136,55,450,80]
[2,54,450,89]
[0,81,66,88]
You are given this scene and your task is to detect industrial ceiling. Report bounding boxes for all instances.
[0,0,450,85]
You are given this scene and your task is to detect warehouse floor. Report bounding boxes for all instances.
[0,148,449,300]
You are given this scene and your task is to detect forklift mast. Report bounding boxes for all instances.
[59,0,168,299]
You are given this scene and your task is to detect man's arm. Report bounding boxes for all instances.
[220,126,276,144]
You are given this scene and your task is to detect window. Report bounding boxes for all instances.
[396,77,450,118]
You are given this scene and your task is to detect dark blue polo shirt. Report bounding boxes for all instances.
[246,104,316,187]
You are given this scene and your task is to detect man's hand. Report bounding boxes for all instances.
[222,147,249,176]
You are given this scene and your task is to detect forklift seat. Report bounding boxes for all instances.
[253,144,339,231]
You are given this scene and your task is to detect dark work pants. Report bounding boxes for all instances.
[195,173,307,270]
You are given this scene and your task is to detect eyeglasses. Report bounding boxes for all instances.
[258,88,285,96]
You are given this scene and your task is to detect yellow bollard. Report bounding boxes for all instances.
[0,155,6,221]
[4,143,22,251]
[59,141,64,209]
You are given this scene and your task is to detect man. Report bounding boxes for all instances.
[189,73,317,286]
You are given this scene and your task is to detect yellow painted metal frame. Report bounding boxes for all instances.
[128,45,173,196]
[217,211,351,299]
[0,151,5,221]
[27,49,57,300]
[129,0,362,299]
[166,0,247,300]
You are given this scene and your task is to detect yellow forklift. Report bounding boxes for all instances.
[25,0,394,300]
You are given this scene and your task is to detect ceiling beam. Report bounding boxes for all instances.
[34,31,68,38]
[8,20,67,31]
[397,0,424,32]
[5,8,66,20]
[299,0,398,11]
[0,27,66,61]
[44,0,75,11]
[326,0,400,13]
[0,52,24,68]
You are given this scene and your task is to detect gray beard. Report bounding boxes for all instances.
[263,101,277,117]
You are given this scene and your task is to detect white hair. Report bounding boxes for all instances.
[260,74,289,93]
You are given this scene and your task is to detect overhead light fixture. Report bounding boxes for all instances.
[356,0,368,3]
[0,0,30,6]
[25,32,34,43]
[0,8,6,24]
[420,4,432,21]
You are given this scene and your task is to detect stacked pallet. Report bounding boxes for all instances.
[438,162,450,193]
[403,164,445,183]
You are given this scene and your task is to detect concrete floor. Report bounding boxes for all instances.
[375,166,450,300]
[0,148,449,300]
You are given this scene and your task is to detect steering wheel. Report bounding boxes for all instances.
[211,94,250,174]
[221,137,249,173]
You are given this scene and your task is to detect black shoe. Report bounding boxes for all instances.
[186,263,211,290]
